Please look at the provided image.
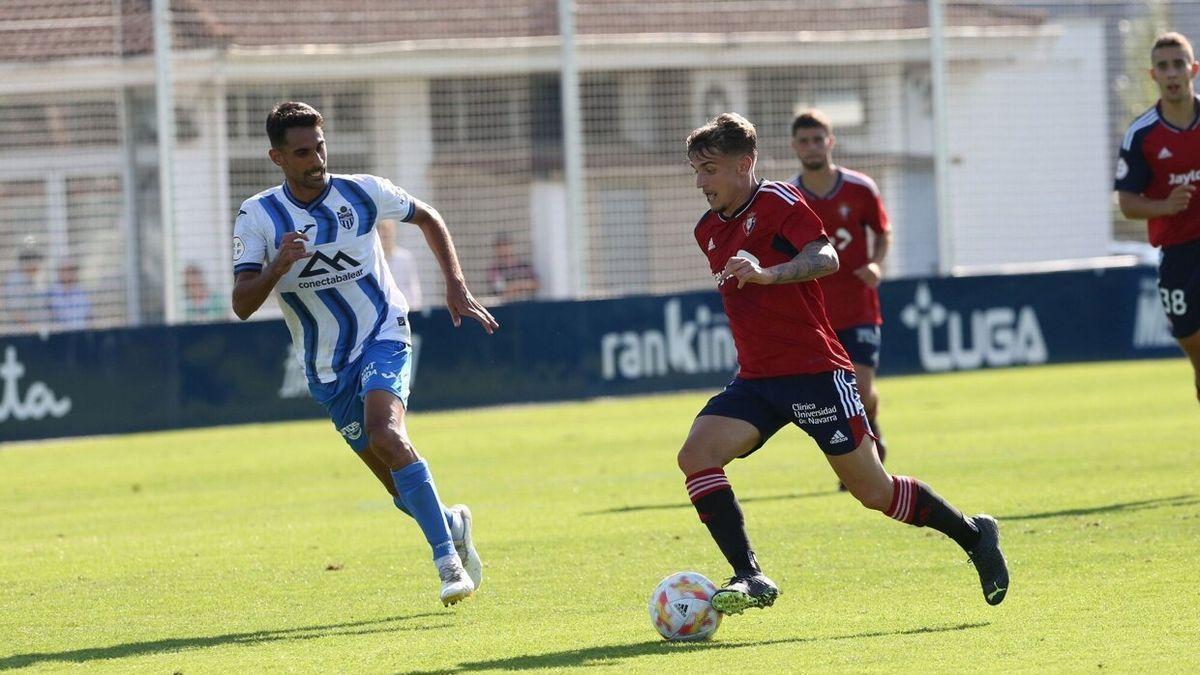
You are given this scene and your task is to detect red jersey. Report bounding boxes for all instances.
[789,168,890,329]
[694,180,853,378]
[1116,97,1200,247]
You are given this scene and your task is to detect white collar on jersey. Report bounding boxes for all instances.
[281,179,334,211]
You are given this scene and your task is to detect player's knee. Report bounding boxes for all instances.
[364,417,391,446]
[366,423,417,469]
[375,440,419,470]
[676,445,696,474]
[677,443,715,475]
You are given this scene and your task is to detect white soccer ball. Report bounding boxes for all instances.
[648,571,722,641]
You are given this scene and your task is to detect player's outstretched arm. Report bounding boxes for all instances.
[409,199,499,334]
[231,231,311,320]
[722,238,839,289]
[1118,186,1195,219]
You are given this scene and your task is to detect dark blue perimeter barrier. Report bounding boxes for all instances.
[0,266,1180,442]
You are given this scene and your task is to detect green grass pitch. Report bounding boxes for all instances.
[2,358,1199,673]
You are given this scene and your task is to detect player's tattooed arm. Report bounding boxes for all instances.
[763,236,840,283]
[721,238,838,288]
[768,238,839,284]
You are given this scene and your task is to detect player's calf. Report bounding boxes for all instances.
[390,459,460,602]
[885,476,1009,604]
[829,436,891,507]
[685,468,759,574]
[679,410,778,615]
[883,475,981,550]
[843,475,893,511]
[1173,314,1200,404]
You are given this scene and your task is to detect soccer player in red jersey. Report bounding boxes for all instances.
[788,109,893,469]
[1116,32,1200,403]
[681,113,1008,614]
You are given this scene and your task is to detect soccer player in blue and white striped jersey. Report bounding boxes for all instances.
[232,102,498,606]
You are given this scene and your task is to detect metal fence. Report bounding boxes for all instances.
[0,0,1194,336]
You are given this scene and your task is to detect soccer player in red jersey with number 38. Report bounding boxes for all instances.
[1115,32,1200,403]
[679,113,1008,614]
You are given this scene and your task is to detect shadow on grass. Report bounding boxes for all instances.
[412,621,990,673]
[583,490,839,516]
[0,612,448,671]
[1001,494,1199,521]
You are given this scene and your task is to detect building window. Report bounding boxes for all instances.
[129,90,199,144]
[582,74,620,143]
[581,71,686,160]
[0,96,120,149]
[431,76,529,152]
[225,84,369,143]
[750,67,866,157]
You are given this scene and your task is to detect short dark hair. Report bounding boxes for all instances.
[1152,32,1195,62]
[266,101,324,149]
[791,109,833,136]
[686,112,757,159]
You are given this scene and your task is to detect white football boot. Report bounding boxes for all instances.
[450,504,483,591]
[437,554,474,607]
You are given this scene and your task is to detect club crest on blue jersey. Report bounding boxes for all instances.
[337,205,355,230]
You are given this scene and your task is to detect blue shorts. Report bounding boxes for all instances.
[307,340,413,452]
[698,369,875,456]
[1158,239,1200,339]
[834,324,882,370]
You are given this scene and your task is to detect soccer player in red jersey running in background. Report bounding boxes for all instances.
[787,109,893,474]
[680,113,1008,614]
[1115,32,1200,404]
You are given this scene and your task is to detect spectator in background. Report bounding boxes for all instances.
[378,218,424,311]
[49,259,93,331]
[3,244,49,332]
[488,233,539,301]
[183,264,226,321]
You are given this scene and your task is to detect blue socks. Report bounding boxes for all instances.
[391,496,460,535]
[390,460,456,560]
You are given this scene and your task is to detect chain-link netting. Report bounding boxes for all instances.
[1,0,1196,335]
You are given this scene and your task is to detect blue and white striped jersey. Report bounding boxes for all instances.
[232,174,416,384]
